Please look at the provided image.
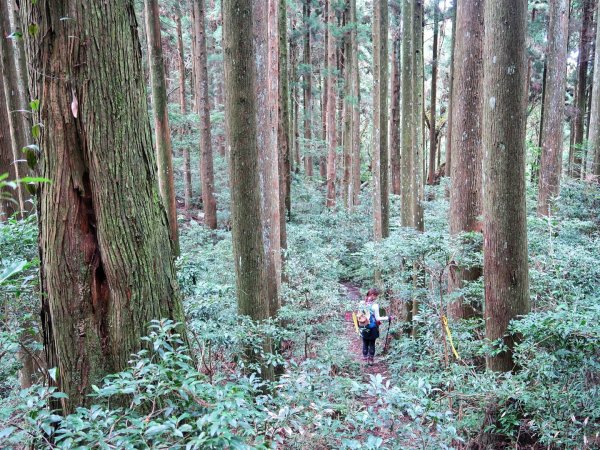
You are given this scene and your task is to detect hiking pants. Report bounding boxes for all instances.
[362,337,376,357]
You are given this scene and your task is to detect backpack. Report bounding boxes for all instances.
[356,309,377,329]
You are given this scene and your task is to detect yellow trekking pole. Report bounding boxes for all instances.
[352,312,360,335]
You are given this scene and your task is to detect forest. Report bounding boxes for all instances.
[0,0,599,448]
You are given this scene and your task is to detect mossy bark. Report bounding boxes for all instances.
[223,0,273,379]
[22,0,186,411]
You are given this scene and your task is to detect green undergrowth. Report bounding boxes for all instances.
[1,179,599,448]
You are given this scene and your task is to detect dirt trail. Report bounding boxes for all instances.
[341,282,391,380]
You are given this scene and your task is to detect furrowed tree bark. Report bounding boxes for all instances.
[279,0,291,244]
[325,0,337,208]
[302,1,314,177]
[193,0,218,229]
[145,0,180,255]
[223,0,272,374]
[427,0,439,185]
[445,1,457,175]
[0,84,18,220]
[400,0,414,227]
[22,0,187,411]
[482,0,530,372]
[390,35,401,196]
[448,0,484,320]
[350,0,361,208]
[537,0,569,216]
[0,0,30,215]
[569,0,594,178]
[254,0,282,316]
[589,18,600,177]
[372,0,383,238]
[176,8,192,212]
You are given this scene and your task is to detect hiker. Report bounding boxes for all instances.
[357,288,393,364]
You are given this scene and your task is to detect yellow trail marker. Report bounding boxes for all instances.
[352,312,360,335]
[442,315,460,360]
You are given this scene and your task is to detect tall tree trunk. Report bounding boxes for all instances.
[380,0,389,237]
[325,0,337,207]
[412,0,424,232]
[303,1,314,176]
[254,0,282,316]
[427,0,439,185]
[0,84,18,220]
[445,1,457,175]
[569,0,594,177]
[537,0,569,216]
[22,0,187,411]
[372,0,383,237]
[350,0,361,208]
[223,0,271,370]
[321,1,329,181]
[342,0,353,208]
[400,0,414,227]
[176,9,192,212]
[589,18,600,177]
[291,22,301,173]
[390,35,401,196]
[193,0,218,229]
[482,0,530,372]
[279,0,291,244]
[448,0,484,320]
[0,0,29,214]
[145,0,180,255]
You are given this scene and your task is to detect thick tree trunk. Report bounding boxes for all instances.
[448,0,484,320]
[325,0,337,208]
[193,0,218,229]
[254,0,282,316]
[0,0,30,215]
[589,19,600,177]
[537,0,569,216]
[176,10,193,212]
[279,0,290,245]
[223,0,274,379]
[0,84,18,220]
[22,0,186,411]
[145,0,180,255]
[445,2,457,175]
[350,0,361,208]
[390,36,401,196]
[427,0,439,185]
[569,0,594,178]
[372,0,383,238]
[482,0,530,372]
[400,0,414,227]
[302,1,314,177]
